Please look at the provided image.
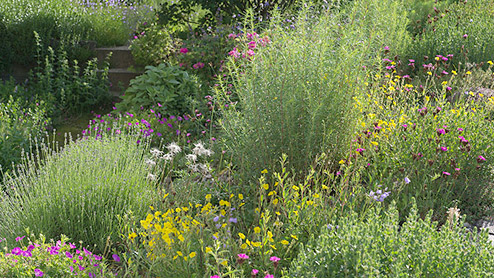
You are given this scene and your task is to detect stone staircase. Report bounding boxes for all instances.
[95,45,142,97]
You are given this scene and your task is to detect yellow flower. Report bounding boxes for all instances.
[252,242,262,247]
[338,159,345,164]
[189,252,196,258]
[149,205,154,210]
[205,194,212,201]
[488,61,493,65]
[280,240,289,245]
[466,71,472,75]
[268,190,276,196]
[238,233,246,239]
[241,243,247,249]
[128,232,137,240]
[314,193,320,198]
[273,199,279,205]
[270,245,277,250]
[205,247,212,253]
[452,70,457,75]
[371,141,378,146]
[254,227,261,233]
[221,260,228,266]
[177,251,183,257]
[175,208,182,213]
[261,169,268,174]
[238,194,244,200]
[292,185,299,191]
[291,234,298,240]
[263,183,269,190]
[275,211,281,216]
[219,200,231,207]
[178,234,185,242]
[427,71,432,76]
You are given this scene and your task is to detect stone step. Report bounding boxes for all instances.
[105,68,143,94]
[96,46,135,69]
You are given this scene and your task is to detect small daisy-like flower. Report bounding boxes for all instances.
[166,142,182,154]
[150,148,163,157]
[145,159,156,166]
[147,173,157,181]
[186,154,197,163]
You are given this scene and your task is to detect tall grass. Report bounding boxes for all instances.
[0,132,157,254]
[217,0,410,181]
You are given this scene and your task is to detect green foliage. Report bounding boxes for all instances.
[0,96,47,179]
[0,132,158,255]
[217,0,410,181]
[130,23,179,66]
[0,234,114,277]
[290,201,494,277]
[30,35,112,118]
[348,66,494,223]
[116,63,202,117]
[408,0,494,66]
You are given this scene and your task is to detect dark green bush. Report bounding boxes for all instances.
[290,201,494,277]
[116,63,202,117]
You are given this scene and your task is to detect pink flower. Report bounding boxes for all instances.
[229,47,240,58]
[248,41,257,49]
[238,253,249,259]
[247,50,255,57]
[264,275,274,278]
[34,269,44,277]
[270,256,281,262]
[193,62,205,69]
[443,171,451,176]
[440,146,448,152]
[180,48,189,54]
[228,33,237,39]
[463,34,468,39]
[478,155,486,163]
[211,276,221,278]
[252,269,259,275]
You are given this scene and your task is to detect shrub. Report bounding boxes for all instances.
[347,65,494,223]
[0,96,47,179]
[407,0,494,66]
[217,0,410,180]
[115,63,202,117]
[0,132,158,255]
[290,201,494,277]
[130,22,179,67]
[0,234,114,277]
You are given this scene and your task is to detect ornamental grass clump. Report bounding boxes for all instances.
[217,0,410,181]
[290,200,494,277]
[0,132,158,255]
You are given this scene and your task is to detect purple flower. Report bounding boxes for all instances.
[213,216,220,222]
[34,269,44,277]
[66,251,73,259]
[437,128,446,135]
[11,247,22,255]
[180,48,189,54]
[112,254,121,262]
[94,255,102,260]
[404,177,411,184]
[229,218,238,223]
[15,236,25,242]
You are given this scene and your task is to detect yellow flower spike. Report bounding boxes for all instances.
[281,240,289,245]
[425,96,430,101]
[195,203,202,208]
[261,169,268,174]
[469,91,475,96]
[306,200,314,206]
[254,227,261,233]
[466,71,472,75]
[163,193,169,199]
[173,255,178,260]
[246,239,251,246]
[239,233,246,239]
[479,93,484,97]
[238,194,244,200]
[262,183,269,190]
[189,252,196,258]
[205,247,212,253]
[294,210,299,216]
[273,199,279,205]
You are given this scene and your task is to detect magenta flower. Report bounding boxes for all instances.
[248,41,257,49]
[264,275,274,278]
[478,155,486,163]
[112,254,121,262]
[443,171,451,176]
[446,86,452,91]
[440,147,448,152]
[15,236,25,242]
[211,276,221,278]
[238,253,249,259]
[247,50,255,57]
[252,269,259,275]
[270,256,281,262]
[384,46,390,51]
[34,269,44,277]
[463,34,468,39]
[65,251,73,259]
[458,127,464,133]
[93,255,102,260]
[180,48,189,54]
[437,128,446,135]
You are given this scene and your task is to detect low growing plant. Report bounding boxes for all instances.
[290,200,494,277]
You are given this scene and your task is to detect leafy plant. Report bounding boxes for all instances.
[290,200,494,277]
[116,63,202,117]
[0,96,47,180]
[130,22,180,66]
